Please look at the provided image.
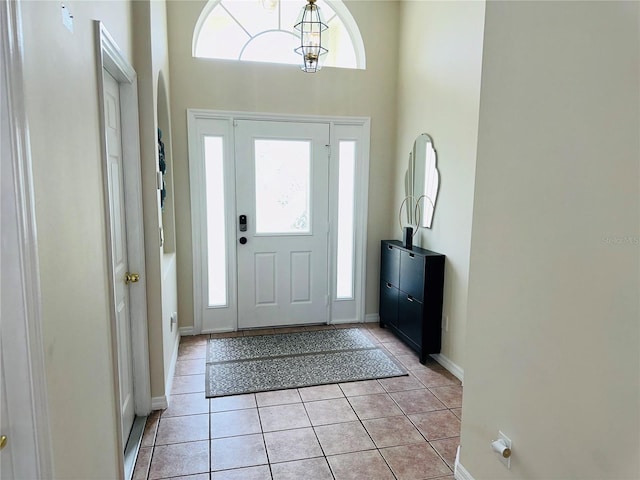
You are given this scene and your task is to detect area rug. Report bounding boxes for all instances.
[205,328,407,397]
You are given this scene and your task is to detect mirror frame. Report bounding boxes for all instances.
[404,133,439,229]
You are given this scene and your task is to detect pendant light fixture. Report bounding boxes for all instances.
[294,0,328,73]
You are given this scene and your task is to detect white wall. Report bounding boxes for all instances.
[394,0,485,370]
[166,0,401,328]
[461,1,640,478]
[133,0,180,403]
[19,1,133,477]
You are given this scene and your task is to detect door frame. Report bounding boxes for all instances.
[95,21,152,460]
[0,0,54,476]
[188,110,371,334]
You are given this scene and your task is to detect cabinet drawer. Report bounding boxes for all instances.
[380,242,400,286]
[379,280,399,328]
[398,293,423,350]
[399,251,425,301]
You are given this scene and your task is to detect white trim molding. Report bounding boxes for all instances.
[1,0,54,476]
[163,331,181,407]
[179,326,196,337]
[454,461,476,480]
[430,353,464,384]
[364,313,380,323]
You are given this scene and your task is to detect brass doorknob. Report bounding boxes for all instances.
[0,435,7,450]
[125,272,140,285]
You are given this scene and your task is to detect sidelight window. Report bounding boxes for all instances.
[204,136,228,307]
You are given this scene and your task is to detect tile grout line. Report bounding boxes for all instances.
[373,344,457,476]
[164,328,459,479]
[340,380,400,479]
[300,394,335,479]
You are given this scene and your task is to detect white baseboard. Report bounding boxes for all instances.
[151,396,168,410]
[454,461,475,480]
[179,326,195,336]
[364,313,379,323]
[430,353,464,384]
[162,332,181,407]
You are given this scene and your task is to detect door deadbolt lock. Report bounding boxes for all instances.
[239,215,247,232]
[125,272,140,285]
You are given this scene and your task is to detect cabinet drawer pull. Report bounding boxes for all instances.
[386,283,392,289]
[407,295,414,302]
[409,253,415,258]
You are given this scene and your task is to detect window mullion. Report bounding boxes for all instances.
[221,4,252,39]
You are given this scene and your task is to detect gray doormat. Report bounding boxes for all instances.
[205,328,407,398]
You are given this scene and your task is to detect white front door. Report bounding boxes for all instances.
[234,120,330,328]
[103,69,135,446]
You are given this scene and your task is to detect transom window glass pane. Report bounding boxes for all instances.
[241,31,300,65]
[254,139,311,234]
[204,136,228,307]
[194,0,363,70]
[195,7,250,60]
[223,1,278,35]
[324,15,356,68]
[336,141,355,299]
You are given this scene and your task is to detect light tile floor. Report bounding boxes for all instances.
[133,323,462,480]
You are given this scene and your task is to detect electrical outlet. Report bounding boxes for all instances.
[442,315,449,332]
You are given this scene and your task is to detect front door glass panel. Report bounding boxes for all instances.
[254,139,311,234]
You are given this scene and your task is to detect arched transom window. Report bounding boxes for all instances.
[193,0,366,70]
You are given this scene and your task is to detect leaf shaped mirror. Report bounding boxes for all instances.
[404,133,439,229]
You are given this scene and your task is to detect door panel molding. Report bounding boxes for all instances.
[188,110,370,333]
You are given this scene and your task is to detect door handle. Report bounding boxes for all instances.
[239,237,247,245]
[125,272,140,285]
[0,435,7,450]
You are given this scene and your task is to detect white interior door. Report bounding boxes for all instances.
[103,69,135,446]
[234,120,330,329]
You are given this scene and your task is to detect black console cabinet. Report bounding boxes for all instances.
[379,240,445,363]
